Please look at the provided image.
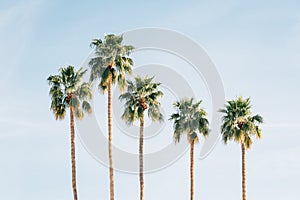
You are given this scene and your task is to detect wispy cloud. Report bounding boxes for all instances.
[0,0,43,88]
[158,0,239,27]
[262,123,300,129]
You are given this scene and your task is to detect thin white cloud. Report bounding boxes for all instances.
[262,123,300,129]
[0,0,43,88]
[158,0,239,26]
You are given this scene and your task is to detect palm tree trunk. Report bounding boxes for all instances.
[241,143,246,200]
[108,77,114,200]
[70,106,78,200]
[139,113,144,200]
[190,141,195,200]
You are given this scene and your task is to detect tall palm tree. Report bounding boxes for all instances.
[89,34,134,200]
[169,98,209,200]
[47,65,93,200]
[219,96,263,200]
[119,76,163,200]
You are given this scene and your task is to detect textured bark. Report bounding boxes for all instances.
[190,141,195,200]
[108,77,114,200]
[241,143,247,200]
[70,106,78,200]
[139,113,144,200]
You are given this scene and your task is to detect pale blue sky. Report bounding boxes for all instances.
[0,0,300,199]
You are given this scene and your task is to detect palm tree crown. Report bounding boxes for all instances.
[170,98,209,144]
[219,96,263,149]
[119,76,164,123]
[47,65,92,119]
[89,34,135,92]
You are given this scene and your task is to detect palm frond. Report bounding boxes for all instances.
[82,100,92,115]
[119,75,163,125]
[169,98,209,144]
[47,66,93,120]
[89,34,135,93]
[219,96,264,149]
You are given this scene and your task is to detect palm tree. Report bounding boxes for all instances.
[219,96,263,200]
[119,76,163,200]
[89,34,134,200]
[47,65,93,200]
[169,98,209,200]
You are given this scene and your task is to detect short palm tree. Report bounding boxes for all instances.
[169,98,209,200]
[47,65,92,200]
[219,96,263,200]
[89,34,134,200]
[119,76,163,200]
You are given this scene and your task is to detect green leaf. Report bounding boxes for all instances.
[219,96,263,148]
